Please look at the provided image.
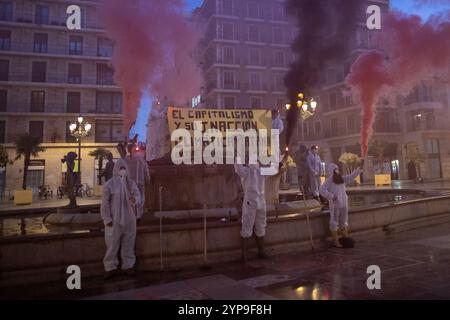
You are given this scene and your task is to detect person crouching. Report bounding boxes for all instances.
[320,163,362,248]
[101,158,141,279]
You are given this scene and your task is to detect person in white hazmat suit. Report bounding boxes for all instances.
[125,144,150,221]
[235,155,268,263]
[320,163,363,248]
[101,158,141,278]
[307,145,322,200]
[272,109,284,134]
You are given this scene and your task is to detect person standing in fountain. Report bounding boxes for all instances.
[292,142,310,198]
[307,145,322,201]
[101,159,141,279]
[320,163,363,248]
[235,155,268,263]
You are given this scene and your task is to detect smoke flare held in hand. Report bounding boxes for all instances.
[99,0,202,133]
[347,11,450,158]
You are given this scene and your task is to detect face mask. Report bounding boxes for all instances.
[119,169,126,177]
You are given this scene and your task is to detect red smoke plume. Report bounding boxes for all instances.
[99,0,202,133]
[347,11,450,158]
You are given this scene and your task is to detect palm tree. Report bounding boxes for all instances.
[0,144,9,168]
[89,148,110,185]
[14,134,46,190]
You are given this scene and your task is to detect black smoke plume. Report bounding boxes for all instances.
[284,0,364,146]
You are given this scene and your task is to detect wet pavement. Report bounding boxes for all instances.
[2,221,450,300]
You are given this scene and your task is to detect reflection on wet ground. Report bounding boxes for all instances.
[0,215,92,237]
[2,221,450,300]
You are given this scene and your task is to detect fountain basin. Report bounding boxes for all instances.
[1,191,449,288]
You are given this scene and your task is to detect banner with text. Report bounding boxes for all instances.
[167,107,272,135]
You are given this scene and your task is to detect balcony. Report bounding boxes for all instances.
[0,41,112,60]
[1,12,104,31]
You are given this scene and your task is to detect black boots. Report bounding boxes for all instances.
[241,236,269,263]
[256,236,268,259]
[241,237,249,263]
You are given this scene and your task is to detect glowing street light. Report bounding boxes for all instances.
[69,114,92,182]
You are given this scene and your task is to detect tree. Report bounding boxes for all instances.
[14,134,46,190]
[339,152,362,175]
[405,142,426,179]
[89,148,110,185]
[0,144,9,168]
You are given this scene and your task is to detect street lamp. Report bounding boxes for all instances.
[296,93,319,141]
[69,114,91,183]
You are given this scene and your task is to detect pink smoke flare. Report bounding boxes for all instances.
[347,11,450,158]
[99,0,203,133]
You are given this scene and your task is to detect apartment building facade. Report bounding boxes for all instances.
[193,0,296,111]
[0,0,123,194]
[301,0,450,181]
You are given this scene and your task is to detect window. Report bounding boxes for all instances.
[276,97,285,109]
[223,96,236,109]
[248,47,261,65]
[97,38,113,57]
[65,121,77,142]
[29,121,44,143]
[247,2,260,19]
[96,92,122,113]
[35,5,49,25]
[347,114,356,134]
[425,111,436,130]
[0,59,8,80]
[0,89,6,111]
[250,96,262,108]
[96,63,114,85]
[273,50,285,67]
[67,92,80,113]
[425,138,439,154]
[223,70,235,89]
[95,120,123,142]
[33,33,48,53]
[0,30,11,50]
[249,73,262,90]
[272,4,285,21]
[274,73,284,91]
[69,36,83,55]
[273,28,283,44]
[315,122,321,135]
[329,92,337,110]
[30,91,45,112]
[0,2,13,21]
[26,168,44,191]
[218,0,233,15]
[331,118,338,135]
[0,120,5,143]
[223,46,234,64]
[248,25,260,42]
[31,61,46,82]
[219,22,234,40]
[68,64,82,84]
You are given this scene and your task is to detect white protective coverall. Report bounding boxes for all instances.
[101,159,141,272]
[307,152,322,198]
[125,153,149,219]
[272,115,284,134]
[235,163,267,238]
[320,163,362,231]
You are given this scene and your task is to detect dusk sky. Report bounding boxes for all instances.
[133,0,450,141]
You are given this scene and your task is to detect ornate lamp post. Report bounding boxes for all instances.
[297,92,318,142]
[69,115,91,183]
